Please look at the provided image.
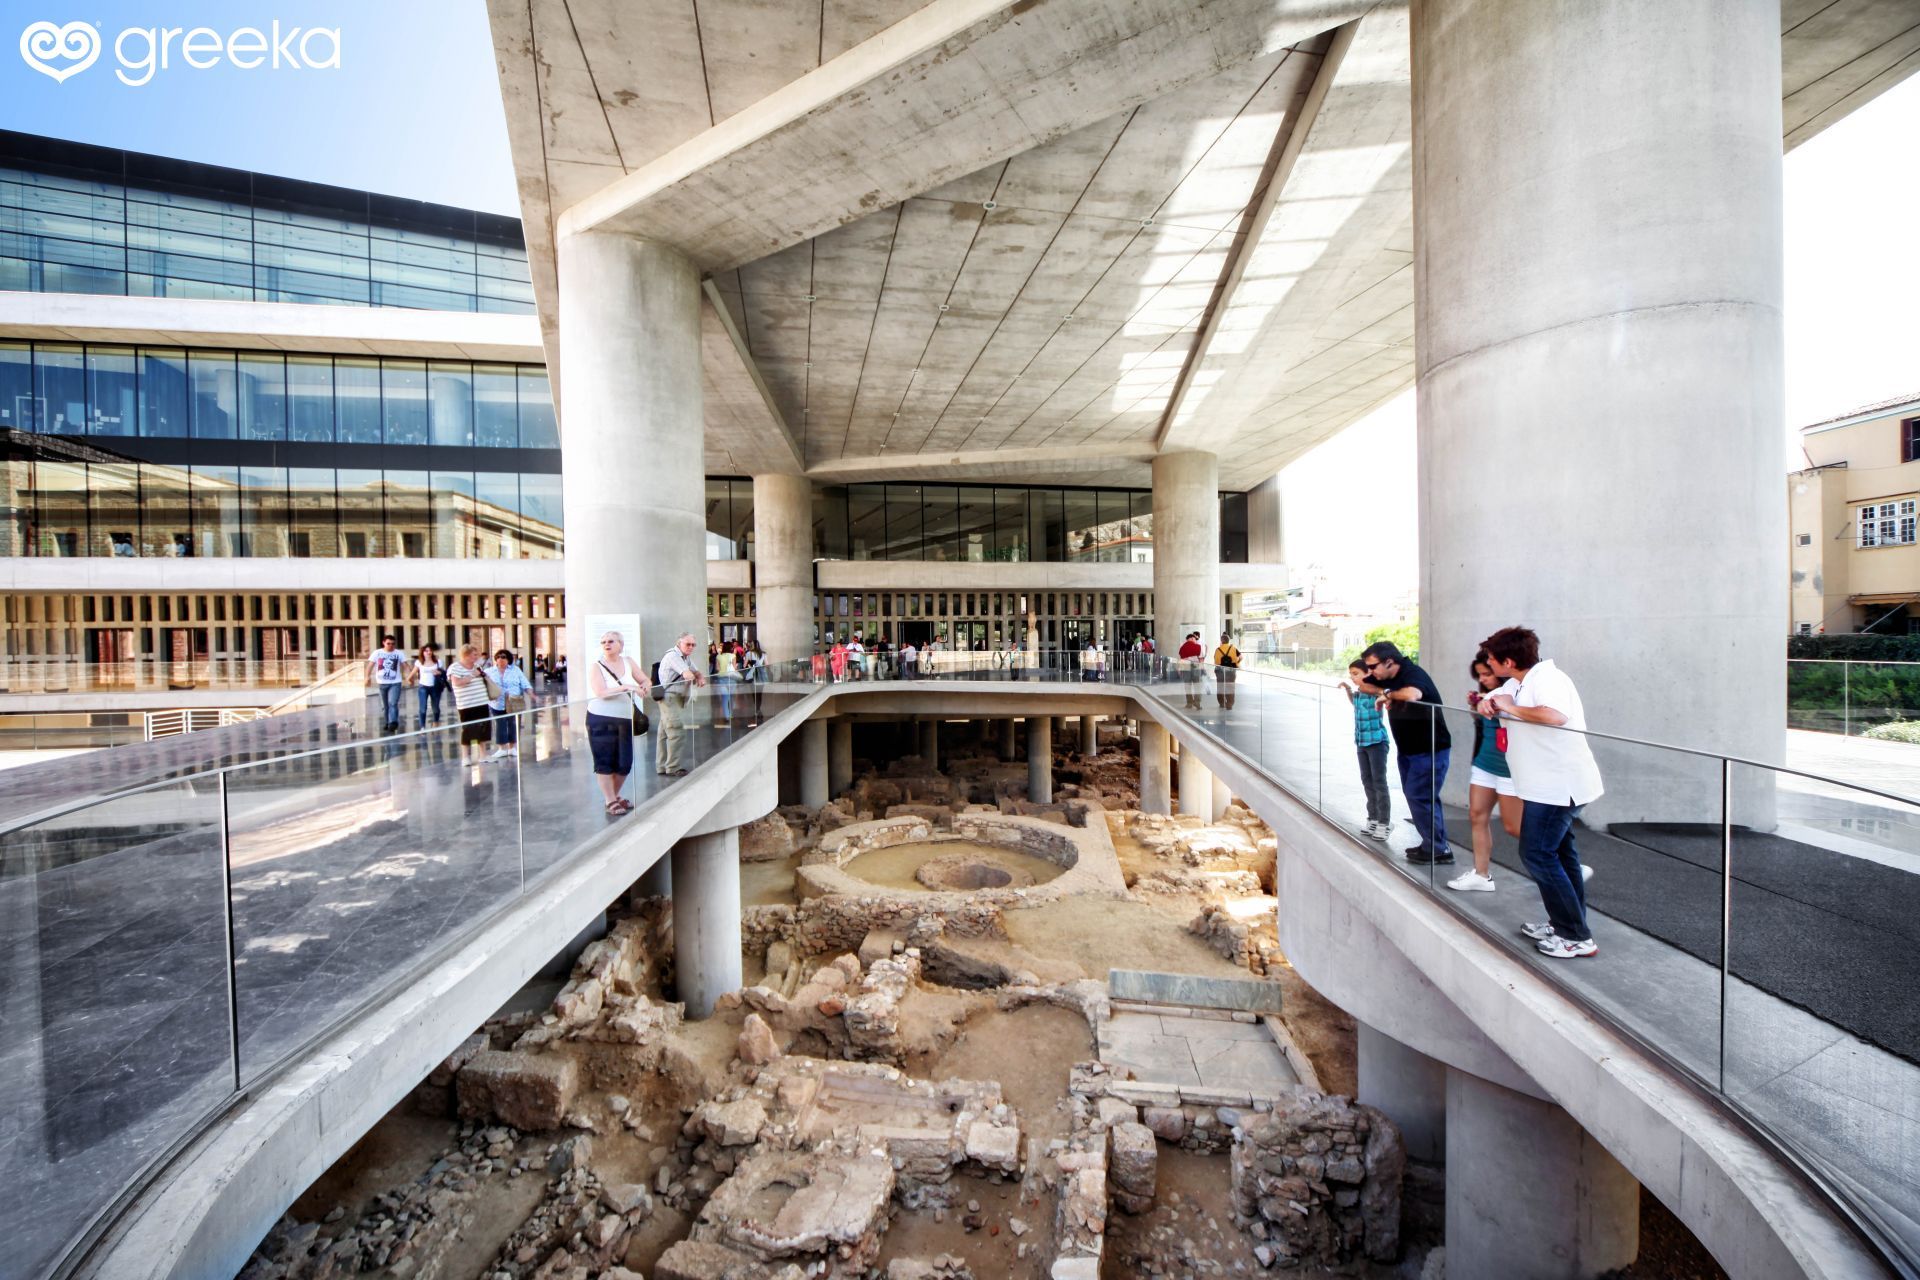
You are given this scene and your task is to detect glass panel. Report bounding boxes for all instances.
[0,779,232,1280]
[385,470,430,558]
[336,468,382,555]
[955,487,992,563]
[381,360,427,446]
[33,344,86,434]
[34,460,86,555]
[138,348,189,438]
[517,367,557,448]
[188,349,236,440]
[1131,491,1153,562]
[236,352,286,441]
[0,342,32,432]
[473,363,517,447]
[88,460,140,556]
[732,479,755,563]
[475,472,520,558]
[190,465,241,556]
[518,473,562,558]
[1034,488,1065,561]
[430,470,475,558]
[888,483,923,560]
[85,346,137,436]
[288,467,337,557]
[991,488,1028,562]
[141,460,192,556]
[0,446,31,556]
[427,361,473,447]
[1064,490,1098,563]
[335,358,381,444]
[922,485,958,562]
[705,479,733,560]
[287,355,334,442]
[848,484,884,560]
[240,466,288,556]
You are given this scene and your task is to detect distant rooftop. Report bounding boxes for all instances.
[1800,391,1920,432]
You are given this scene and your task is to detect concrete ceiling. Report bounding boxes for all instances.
[489,0,1920,490]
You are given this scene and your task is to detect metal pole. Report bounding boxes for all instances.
[1718,756,1733,1095]
[218,771,243,1094]
[515,711,526,892]
[1843,661,1850,737]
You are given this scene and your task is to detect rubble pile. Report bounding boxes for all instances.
[1186,901,1283,976]
[1127,809,1278,894]
[1228,1091,1405,1268]
[484,1135,655,1280]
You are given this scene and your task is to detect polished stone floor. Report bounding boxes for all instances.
[1104,1010,1297,1091]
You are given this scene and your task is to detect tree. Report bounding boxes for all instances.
[1339,614,1419,668]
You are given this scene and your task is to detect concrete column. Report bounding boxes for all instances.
[1358,1023,1446,1163]
[753,473,814,665]
[1139,721,1171,815]
[670,829,743,1019]
[999,718,1017,761]
[1051,715,1069,741]
[801,719,829,808]
[1414,0,1784,820]
[828,719,853,797]
[1177,744,1211,818]
[636,858,672,901]
[1152,451,1221,652]
[920,718,939,770]
[1079,715,1097,757]
[556,231,704,681]
[1027,717,1053,803]
[1445,1067,1639,1277]
[1209,774,1230,822]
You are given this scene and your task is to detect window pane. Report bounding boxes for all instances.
[518,473,562,559]
[189,349,236,439]
[34,343,86,433]
[1034,489,1065,561]
[0,447,30,555]
[385,469,429,557]
[732,479,755,562]
[190,464,240,556]
[382,360,427,446]
[888,484,924,560]
[1131,491,1153,562]
[475,472,520,558]
[518,367,557,448]
[86,345,137,436]
[956,487,993,563]
[337,468,382,554]
[287,355,334,442]
[428,361,472,447]
[138,348,189,438]
[237,352,286,441]
[289,467,337,557]
[848,484,884,560]
[0,343,32,433]
[706,478,733,560]
[36,460,87,554]
[336,358,381,443]
[431,470,474,557]
[240,465,288,555]
[1064,490,1098,562]
[473,363,517,447]
[992,488,1027,561]
[141,460,191,556]
[922,485,958,562]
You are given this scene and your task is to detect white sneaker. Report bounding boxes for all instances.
[1447,870,1496,892]
[1367,821,1391,841]
[1537,935,1598,959]
[486,747,510,761]
[1519,921,1556,941]
[1580,864,1594,883]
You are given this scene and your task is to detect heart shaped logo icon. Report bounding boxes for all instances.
[20,20,101,83]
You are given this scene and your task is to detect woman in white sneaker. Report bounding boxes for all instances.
[1450,652,1521,892]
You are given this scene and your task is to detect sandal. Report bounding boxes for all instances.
[613,797,634,814]
[604,799,626,817]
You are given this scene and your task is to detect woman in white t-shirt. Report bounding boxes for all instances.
[446,643,498,765]
[413,644,445,728]
[587,631,651,816]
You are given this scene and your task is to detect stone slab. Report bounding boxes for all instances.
[1107,970,1284,1014]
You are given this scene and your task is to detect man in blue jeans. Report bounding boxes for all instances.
[365,634,406,732]
[1478,626,1605,960]
[1359,641,1453,863]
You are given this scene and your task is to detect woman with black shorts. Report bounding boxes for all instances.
[587,630,651,816]
[447,643,497,764]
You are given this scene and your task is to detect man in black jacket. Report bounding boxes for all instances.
[1360,640,1453,864]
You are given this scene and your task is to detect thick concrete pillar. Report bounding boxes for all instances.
[1079,715,1097,757]
[1414,0,1784,819]
[1446,1067,1639,1277]
[1152,451,1220,651]
[999,718,1017,761]
[1209,774,1230,822]
[1358,1023,1446,1164]
[753,473,814,665]
[920,718,939,770]
[671,829,743,1019]
[828,719,853,798]
[1177,744,1211,818]
[1139,721,1171,815]
[1027,717,1053,803]
[1051,715,1068,741]
[556,230,704,682]
[801,719,829,808]
[636,858,672,900]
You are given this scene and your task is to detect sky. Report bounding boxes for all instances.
[3,7,1915,611]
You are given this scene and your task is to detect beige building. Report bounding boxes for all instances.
[1791,392,1920,634]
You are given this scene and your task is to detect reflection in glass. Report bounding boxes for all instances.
[430,470,474,558]
[955,487,993,562]
[848,484,884,560]
[240,466,288,556]
[287,356,334,442]
[89,461,140,556]
[86,346,137,436]
[337,468,383,555]
[335,358,381,443]
[385,469,429,557]
[1033,488,1065,561]
[476,472,520,558]
[141,459,192,556]
[888,484,923,561]
[382,361,427,446]
[705,478,733,559]
[190,464,240,556]
[0,450,30,555]
[732,479,755,562]
[0,342,32,432]
[237,353,287,441]
[992,488,1027,561]
[139,348,189,438]
[518,368,557,448]
[289,467,337,557]
[518,473,562,559]
[1064,490,1098,562]
[189,350,237,439]
[922,485,958,561]
[36,461,86,555]
[474,363,517,447]
[34,344,85,433]
[428,362,473,447]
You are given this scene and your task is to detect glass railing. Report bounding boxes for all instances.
[832,647,1917,1268]
[0,666,819,1279]
[0,655,370,697]
[1788,657,1920,740]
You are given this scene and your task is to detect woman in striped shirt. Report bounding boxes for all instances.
[447,643,498,765]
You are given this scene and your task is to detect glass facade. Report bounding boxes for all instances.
[1,340,560,560]
[812,483,1164,563]
[0,130,532,312]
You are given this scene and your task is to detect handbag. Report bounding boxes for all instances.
[599,660,651,734]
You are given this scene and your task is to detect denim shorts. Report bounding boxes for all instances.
[586,711,634,776]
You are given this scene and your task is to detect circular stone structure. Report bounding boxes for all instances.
[913,851,1036,892]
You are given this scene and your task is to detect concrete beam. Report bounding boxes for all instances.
[557,0,1367,272]
[701,280,804,475]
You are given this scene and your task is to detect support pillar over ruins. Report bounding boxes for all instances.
[1080,715,1097,757]
[801,719,829,808]
[1028,716,1053,803]
[1177,742,1211,818]
[671,828,743,1019]
[1140,721,1171,815]
[828,719,853,798]
[1210,774,1230,822]
[1359,1023,1446,1164]
[920,718,939,771]
[1000,718,1017,761]
[1445,1066,1639,1276]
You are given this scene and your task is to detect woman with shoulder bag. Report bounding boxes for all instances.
[587,631,652,816]
[488,649,533,760]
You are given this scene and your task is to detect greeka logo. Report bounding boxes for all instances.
[19,18,341,86]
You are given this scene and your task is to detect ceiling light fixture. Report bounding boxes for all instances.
[982,200,998,211]
[803,294,816,302]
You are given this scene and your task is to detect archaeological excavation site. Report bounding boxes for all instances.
[237,714,1436,1280]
